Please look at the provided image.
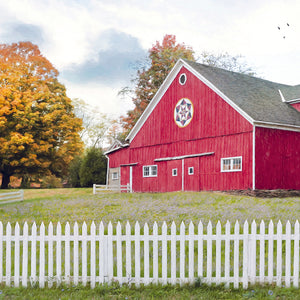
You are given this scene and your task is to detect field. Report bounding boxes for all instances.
[0,188,299,299]
[0,188,299,226]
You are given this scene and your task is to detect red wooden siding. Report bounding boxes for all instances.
[130,66,252,149]
[255,127,300,190]
[291,102,300,112]
[120,166,130,186]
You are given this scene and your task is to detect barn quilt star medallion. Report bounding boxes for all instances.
[174,98,194,128]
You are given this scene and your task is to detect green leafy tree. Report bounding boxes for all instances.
[120,34,195,137]
[79,147,107,187]
[68,156,83,187]
[0,42,83,188]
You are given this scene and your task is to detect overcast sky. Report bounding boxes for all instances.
[0,0,299,117]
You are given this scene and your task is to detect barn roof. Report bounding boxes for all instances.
[126,59,300,142]
[184,59,300,128]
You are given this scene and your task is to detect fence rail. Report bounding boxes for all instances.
[93,184,130,194]
[0,220,299,288]
[0,190,24,204]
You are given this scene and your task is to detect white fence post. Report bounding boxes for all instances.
[294,221,299,288]
[22,222,28,287]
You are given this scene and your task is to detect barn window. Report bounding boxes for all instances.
[188,167,194,175]
[143,165,157,177]
[112,172,118,180]
[179,73,187,85]
[172,168,178,176]
[221,157,242,172]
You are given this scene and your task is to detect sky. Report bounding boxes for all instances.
[0,0,299,118]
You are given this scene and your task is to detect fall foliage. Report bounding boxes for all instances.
[120,34,195,137]
[0,42,83,188]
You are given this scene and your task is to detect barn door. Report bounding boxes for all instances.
[120,166,133,192]
[184,157,200,191]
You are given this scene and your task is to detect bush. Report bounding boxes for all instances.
[68,156,83,187]
[40,175,63,188]
[79,147,107,187]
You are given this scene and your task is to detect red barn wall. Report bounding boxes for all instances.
[108,66,254,192]
[131,67,252,148]
[255,127,300,190]
[291,102,300,112]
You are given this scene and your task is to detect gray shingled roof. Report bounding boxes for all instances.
[184,60,300,127]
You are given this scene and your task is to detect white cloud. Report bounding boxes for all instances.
[61,79,134,117]
[0,0,300,118]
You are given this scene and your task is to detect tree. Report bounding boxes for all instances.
[0,42,83,188]
[79,147,107,187]
[72,98,116,148]
[198,51,257,76]
[120,34,195,137]
[68,155,83,187]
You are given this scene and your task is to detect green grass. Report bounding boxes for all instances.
[0,283,300,299]
[0,188,299,226]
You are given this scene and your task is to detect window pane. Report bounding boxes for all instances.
[232,158,241,170]
[223,159,231,170]
[144,166,150,176]
[151,166,157,176]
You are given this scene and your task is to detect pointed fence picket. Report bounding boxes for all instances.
[0,220,298,288]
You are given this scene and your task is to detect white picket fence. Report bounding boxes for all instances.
[0,190,24,204]
[0,220,299,288]
[93,184,130,194]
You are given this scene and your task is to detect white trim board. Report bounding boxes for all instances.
[154,152,214,162]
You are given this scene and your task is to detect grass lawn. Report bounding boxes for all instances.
[0,188,299,226]
[0,188,299,299]
[1,283,300,300]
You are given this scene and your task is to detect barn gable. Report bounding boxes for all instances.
[128,64,253,149]
[127,59,300,144]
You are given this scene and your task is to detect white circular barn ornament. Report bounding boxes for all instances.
[174,98,194,128]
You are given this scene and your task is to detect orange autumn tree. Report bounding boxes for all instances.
[120,34,195,138]
[0,42,83,188]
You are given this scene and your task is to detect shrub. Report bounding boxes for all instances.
[79,147,107,187]
[40,175,63,188]
[68,156,83,187]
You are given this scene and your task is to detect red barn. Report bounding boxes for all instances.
[106,59,300,192]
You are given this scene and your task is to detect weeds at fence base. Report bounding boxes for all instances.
[0,283,300,300]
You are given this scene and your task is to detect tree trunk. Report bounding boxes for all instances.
[1,173,10,189]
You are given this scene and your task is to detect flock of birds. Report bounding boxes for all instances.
[277,23,290,39]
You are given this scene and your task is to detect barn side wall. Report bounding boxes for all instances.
[255,127,300,190]
[126,132,253,192]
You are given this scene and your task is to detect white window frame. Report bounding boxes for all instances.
[112,172,119,180]
[221,156,242,172]
[179,73,187,85]
[172,168,178,176]
[143,165,158,177]
[188,167,194,175]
